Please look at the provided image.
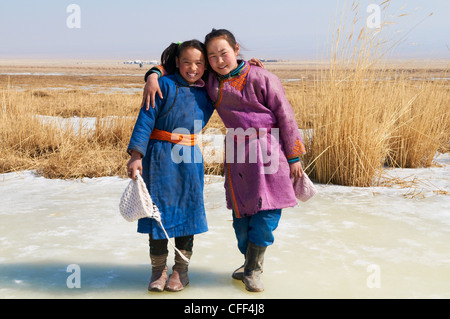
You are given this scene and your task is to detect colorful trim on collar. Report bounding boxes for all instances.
[217,60,246,80]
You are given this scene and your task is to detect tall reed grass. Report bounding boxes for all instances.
[387,79,449,168]
[288,0,449,186]
[0,1,448,184]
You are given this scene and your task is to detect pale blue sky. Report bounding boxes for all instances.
[0,0,448,60]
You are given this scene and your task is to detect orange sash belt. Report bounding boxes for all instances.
[150,128,197,146]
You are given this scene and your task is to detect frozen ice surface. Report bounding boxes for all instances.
[0,154,449,299]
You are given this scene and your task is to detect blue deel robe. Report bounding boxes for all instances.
[127,73,214,239]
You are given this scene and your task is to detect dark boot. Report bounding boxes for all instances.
[243,242,266,292]
[165,250,192,292]
[148,253,168,292]
[232,256,245,280]
[232,264,245,280]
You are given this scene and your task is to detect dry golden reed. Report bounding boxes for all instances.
[284,0,449,186]
[387,79,449,168]
[0,87,138,179]
[1,1,448,184]
[1,68,447,182]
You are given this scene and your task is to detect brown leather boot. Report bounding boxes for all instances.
[148,253,168,292]
[165,250,192,292]
[243,242,266,292]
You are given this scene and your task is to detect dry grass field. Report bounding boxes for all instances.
[0,66,140,179]
[2,1,448,185]
[1,58,448,185]
[288,63,449,186]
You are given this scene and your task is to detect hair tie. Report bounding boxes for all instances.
[177,41,182,46]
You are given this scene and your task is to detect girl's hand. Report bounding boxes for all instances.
[248,58,265,69]
[141,73,163,110]
[127,151,143,180]
[289,161,304,182]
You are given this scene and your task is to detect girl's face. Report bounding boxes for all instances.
[206,37,240,76]
[176,47,206,84]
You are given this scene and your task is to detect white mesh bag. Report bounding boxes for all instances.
[119,171,189,262]
[119,171,159,222]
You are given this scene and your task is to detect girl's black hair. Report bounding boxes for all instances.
[160,39,208,75]
[204,29,238,50]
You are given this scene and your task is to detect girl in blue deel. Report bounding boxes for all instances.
[126,40,214,292]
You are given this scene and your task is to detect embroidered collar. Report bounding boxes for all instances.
[217,60,246,81]
[175,72,205,88]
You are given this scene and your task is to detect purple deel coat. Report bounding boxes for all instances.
[206,60,306,218]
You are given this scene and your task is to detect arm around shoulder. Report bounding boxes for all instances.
[142,66,167,110]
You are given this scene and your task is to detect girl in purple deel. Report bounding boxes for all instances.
[144,29,306,292]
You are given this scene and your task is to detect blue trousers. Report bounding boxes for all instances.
[232,209,282,255]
